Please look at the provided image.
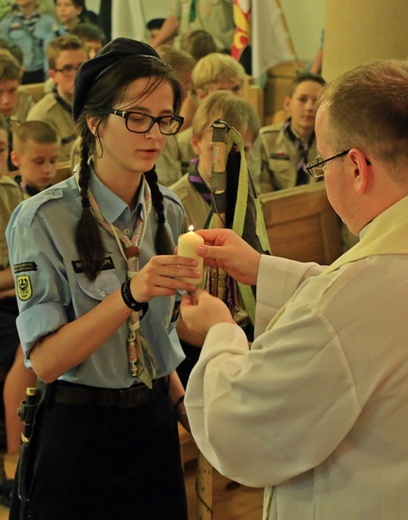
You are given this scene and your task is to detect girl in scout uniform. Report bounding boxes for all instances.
[6,38,200,520]
[0,0,57,84]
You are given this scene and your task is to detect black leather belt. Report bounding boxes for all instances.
[51,377,168,409]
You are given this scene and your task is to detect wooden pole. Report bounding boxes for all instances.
[208,119,229,302]
[196,452,213,519]
[195,120,229,519]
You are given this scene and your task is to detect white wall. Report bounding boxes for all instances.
[279,0,326,64]
[141,0,172,22]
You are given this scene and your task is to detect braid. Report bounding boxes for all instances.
[75,139,106,281]
[145,168,174,255]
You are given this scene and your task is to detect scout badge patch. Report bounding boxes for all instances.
[17,275,32,301]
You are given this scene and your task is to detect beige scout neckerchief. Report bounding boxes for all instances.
[75,171,156,388]
[262,194,408,519]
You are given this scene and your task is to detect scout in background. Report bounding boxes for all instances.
[27,34,88,161]
[0,0,57,84]
[0,114,32,508]
[0,121,60,508]
[258,71,326,192]
[11,120,60,196]
[0,49,35,171]
[170,90,261,386]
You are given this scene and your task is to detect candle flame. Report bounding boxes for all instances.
[188,225,194,232]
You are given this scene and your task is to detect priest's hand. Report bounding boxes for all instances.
[180,289,235,338]
[194,229,261,286]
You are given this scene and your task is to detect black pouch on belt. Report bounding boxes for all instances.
[17,378,47,506]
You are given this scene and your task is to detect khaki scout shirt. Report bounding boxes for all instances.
[170,169,209,231]
[155,135,183,187]
[259,123,318,193]
[27,92,77,162]
[171,0,234,52]
[0,175,23,270]
[9,90,35,133]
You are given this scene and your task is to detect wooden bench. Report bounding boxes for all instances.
[52,161,72,185]
[259,182,343,264]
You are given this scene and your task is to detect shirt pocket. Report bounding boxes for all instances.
[75,269,120,302]
[8,27,26,41]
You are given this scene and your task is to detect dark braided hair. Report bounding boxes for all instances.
[75,57,183,281]
[145,168,174,255]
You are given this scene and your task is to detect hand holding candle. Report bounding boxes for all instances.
[177,226,204,285]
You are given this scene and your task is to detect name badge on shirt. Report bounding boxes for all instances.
[72,256,115,273]
[269,153,290,160]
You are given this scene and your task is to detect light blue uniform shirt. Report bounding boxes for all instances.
[0,12,57,74]
[6,171,186,388]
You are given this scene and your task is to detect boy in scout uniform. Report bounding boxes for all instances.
[259,72,326,193]
[0,114,37,508]
[27,34,88,162]
[0,50,35,171]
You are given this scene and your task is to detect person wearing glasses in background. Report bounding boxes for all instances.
[6,38,197,520]
[27,34,88,161]
[180,59,408,520]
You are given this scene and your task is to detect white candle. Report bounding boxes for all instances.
[177,226,204,284]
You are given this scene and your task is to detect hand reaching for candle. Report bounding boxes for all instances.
[194,229,262,286]
[180,289,236,338]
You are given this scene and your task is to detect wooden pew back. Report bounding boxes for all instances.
[259,183,343,265]
[52,161,71,185]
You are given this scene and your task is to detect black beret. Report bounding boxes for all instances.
[73,37,160,121]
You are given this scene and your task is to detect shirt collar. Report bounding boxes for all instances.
[89,164,145,224]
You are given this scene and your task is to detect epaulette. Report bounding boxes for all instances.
[0,175,20,189]
[12,187,64,227]
[259,124,282,136]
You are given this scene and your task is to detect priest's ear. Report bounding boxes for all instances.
[347,148,372,194]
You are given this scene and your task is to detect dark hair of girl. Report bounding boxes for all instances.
[75,57,184,280]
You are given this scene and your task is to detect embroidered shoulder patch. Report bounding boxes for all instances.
[17,275,32,301]
[14,262,37,274]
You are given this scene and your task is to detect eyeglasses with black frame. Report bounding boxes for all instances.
[109,109,184,136]
[54,64,84,77]
[306,150,350,178]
